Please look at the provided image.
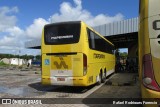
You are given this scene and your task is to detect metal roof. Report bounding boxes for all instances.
[94,17,138,36]
[25,39,41,49]
[25,17,138,49]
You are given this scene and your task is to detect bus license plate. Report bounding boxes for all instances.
[57,78,65,81]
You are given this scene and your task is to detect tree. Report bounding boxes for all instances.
[119,52,128,57]
[27,55,34,60]
[35,55,41,60]
[115,49,120,58]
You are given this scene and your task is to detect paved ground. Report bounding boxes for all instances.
[88,73,140,98]
[0,67,142,107]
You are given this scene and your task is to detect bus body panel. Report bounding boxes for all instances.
[49,53,83,76]
[149,15,160,85]
[148,0,160,17]
[148,0,160,87]
[87,49,115,84]
[139,0,148,23]
[139,18,151,80]
[44,52,84,86]
[141,84,160,107]
[88,50,115,75]
[139,0,160,101]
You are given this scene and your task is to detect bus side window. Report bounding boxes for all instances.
[87,29,95,49]
[90,32,95,49]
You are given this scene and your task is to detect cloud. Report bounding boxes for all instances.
[0,6,23,51]
[0,7,48,49]
[26,18,49,39]
[0,26,25,47]
[0,6,18,32]
[0,0,124,55]
[50,0,124,26]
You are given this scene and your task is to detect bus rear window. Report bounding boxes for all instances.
[44,22,81,45]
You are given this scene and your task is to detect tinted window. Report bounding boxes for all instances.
[88,30,95,49]
[44,22,81,45]
[88,28,114,54]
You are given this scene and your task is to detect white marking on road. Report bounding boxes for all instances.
[81,74,115,98]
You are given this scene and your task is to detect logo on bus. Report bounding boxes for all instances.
[94,53,105,59]
[54,57,68,69]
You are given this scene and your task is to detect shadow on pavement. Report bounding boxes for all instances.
[28,82,96,94]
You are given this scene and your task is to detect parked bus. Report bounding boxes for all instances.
[139,0,160,104]
[41,21,115,86]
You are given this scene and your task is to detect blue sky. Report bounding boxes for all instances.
[0,0,139,55]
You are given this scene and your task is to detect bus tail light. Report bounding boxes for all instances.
[83,54,87,76]
[142,54,160,91]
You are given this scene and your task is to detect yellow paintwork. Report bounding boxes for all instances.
[138,18,151,80]
[139,0,160,104]
[141,85,160,107]
[41,21,115,86]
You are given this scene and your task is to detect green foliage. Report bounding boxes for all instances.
[115,49,120,57]
[0,61,7,66]
[119,52,128,57]
[0,54,36,60]
[35,55,41,60]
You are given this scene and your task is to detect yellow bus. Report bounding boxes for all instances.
[139,0,160,104]
[41,21,115,86]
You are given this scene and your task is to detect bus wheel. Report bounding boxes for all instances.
[101,72,105,83]
[96,73,102,85]
[104,71,107,78]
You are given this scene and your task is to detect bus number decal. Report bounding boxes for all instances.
[153,20,160,30]
[153,20,160,44]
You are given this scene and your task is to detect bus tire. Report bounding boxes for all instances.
[101,72,105,83]
[104,71,107,79]
[104,68,108,78]
[96,73,102,85]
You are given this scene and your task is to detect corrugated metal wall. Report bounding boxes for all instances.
[93,17,138,36]
[25,39,41,48]
[25,17,138,48]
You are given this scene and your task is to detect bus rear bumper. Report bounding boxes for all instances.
[42,76,89,86]
[141,85,160,107]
